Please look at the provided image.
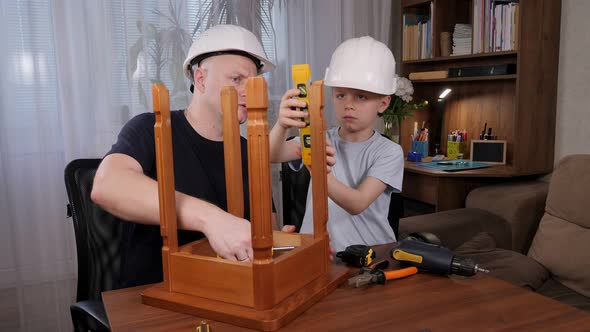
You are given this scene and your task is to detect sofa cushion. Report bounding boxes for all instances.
[466,181,548,253]
[399,208,511,251]
[536,278,590,312]
[544,154,590,229]
[456,232,550,290]
[528,213,590,298]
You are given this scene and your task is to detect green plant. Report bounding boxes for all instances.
[192,0,282,35]
[379,76,428,140]
[129,0,192,108]
[192,0,282,60]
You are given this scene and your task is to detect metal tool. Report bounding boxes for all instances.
[196,320,210,332]
[336,244,375,267]
[348,260,418,287]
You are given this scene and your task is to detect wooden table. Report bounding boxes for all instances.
[403,161,540,211]
[103,270,590,331]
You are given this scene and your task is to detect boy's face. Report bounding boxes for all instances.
[331,87,391,134]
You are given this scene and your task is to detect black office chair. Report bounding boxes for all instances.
[65,159,122,332]
[280,159,403,238]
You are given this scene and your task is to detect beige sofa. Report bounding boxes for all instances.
[399,154,590,312]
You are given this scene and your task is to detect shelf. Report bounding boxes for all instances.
[403,51,518,64]
[402,0,432,8]
[400,0,561,178]
[412,74,516,83]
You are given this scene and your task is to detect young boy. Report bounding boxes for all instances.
[269,36,404,252]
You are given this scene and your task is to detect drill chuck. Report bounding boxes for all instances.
[451,256,489,276]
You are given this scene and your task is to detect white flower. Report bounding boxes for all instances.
[394,76,414,99]
[401,95,413,102]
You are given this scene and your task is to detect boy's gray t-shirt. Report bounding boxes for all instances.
[299,127,404,252]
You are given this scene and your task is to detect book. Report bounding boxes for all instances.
[403,6,432,61]
[409,70,449,80]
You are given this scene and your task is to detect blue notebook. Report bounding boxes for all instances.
[414,160,492,172]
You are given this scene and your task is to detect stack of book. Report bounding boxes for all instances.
[402,3,433,61]
[473,0,520,53]
[452,24,472,55]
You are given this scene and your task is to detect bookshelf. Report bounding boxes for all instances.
[399,0,562,211]
[412,74,516,83]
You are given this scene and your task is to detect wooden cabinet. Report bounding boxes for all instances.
[399,0,561,210]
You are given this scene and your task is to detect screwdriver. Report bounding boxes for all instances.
[217,247,297,261]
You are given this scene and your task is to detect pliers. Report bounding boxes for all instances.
[348,260,418,287]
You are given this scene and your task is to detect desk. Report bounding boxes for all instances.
[103,272,590,331]
[403,161,539,211]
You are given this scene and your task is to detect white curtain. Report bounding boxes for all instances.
[270,0,393,129]
[0,1,393,330]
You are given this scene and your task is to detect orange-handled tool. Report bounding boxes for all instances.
[348,260,418,287]
[382,266,418,281]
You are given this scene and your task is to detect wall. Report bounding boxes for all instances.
[554,0,590,163]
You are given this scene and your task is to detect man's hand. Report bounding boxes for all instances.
[201,211,253,262]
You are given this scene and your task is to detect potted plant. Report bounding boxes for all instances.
[379,76,427,143]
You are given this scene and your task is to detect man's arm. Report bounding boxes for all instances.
[91,153,253,261]
[326,174,388,216]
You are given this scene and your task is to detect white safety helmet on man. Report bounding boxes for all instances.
[183,24,275,91]
[324,36,397,95]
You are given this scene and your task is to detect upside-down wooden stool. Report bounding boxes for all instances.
[141,78,349,331]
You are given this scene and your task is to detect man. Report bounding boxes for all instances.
[91,24,290,288]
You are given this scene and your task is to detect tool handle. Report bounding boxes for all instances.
[384,266,418,280]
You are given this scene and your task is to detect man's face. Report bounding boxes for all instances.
[331,87,390,134]
[196,54,258,123]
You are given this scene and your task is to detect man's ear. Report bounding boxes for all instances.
[193,67,207,94]
[378,95,391,115]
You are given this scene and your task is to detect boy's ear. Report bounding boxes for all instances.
[378,95,392,115]
[193,67,207,94]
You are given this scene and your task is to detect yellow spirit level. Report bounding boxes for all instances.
[291,64,312,165]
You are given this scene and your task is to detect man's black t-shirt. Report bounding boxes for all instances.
[107,110,250,288]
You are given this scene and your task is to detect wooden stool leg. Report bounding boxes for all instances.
[309,80,329,272]
[152,83,179,291]
[221,86,244,218]
[246,77,275,310]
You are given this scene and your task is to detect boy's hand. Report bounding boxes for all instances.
[278,88,308,130]
[325,139,336,172]
[281,225,296,233]
[298,138,336,173]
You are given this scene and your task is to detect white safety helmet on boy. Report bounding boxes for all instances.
[183,24,275,81]
[324,36,397,95]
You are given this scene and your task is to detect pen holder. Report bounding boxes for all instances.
[447,141,466,159]
[411,141,429,158]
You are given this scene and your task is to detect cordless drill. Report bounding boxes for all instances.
[390,239,489,276]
